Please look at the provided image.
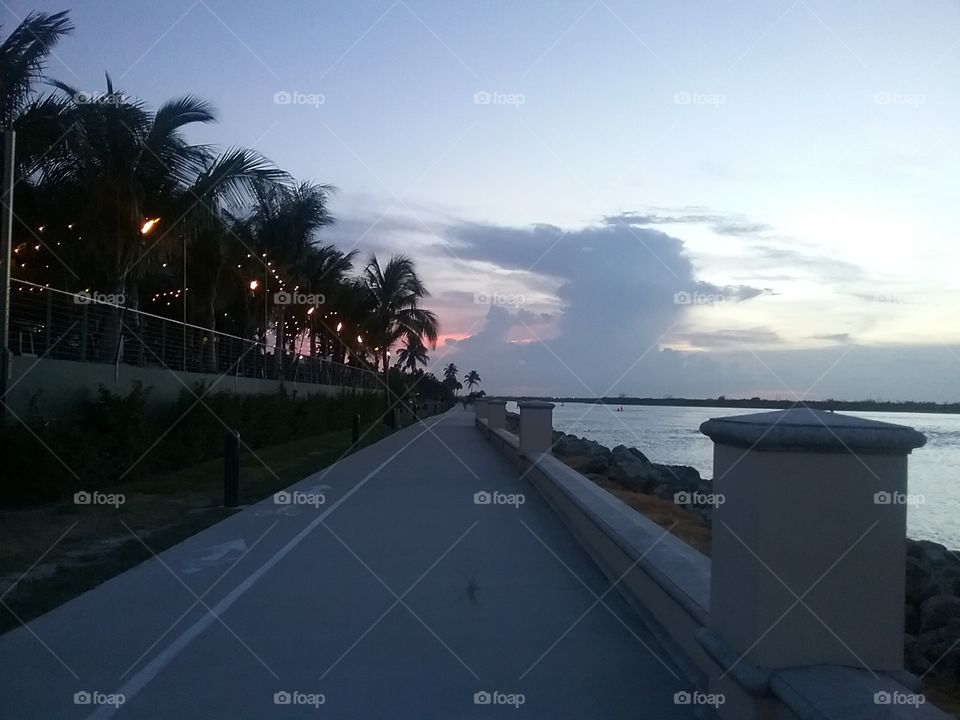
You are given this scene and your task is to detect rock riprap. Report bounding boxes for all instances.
[549,433,714,524]
[905,539,960,680]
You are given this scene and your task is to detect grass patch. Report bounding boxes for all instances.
[0,417,406,634]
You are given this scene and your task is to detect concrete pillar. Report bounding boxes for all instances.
[474,398,488,423]
[486,399,506,430]
[700,407,926,671]
[519,400,555,455]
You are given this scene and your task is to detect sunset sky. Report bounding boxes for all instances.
[16,0,960,399]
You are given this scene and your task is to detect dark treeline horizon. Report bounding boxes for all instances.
[501,396,960,415]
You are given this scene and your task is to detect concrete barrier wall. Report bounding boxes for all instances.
[4,356,376,420]
[475,413,950,720]
[478,419,714,688]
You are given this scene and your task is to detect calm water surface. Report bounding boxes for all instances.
[507,402,959,548]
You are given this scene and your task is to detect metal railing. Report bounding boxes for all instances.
[8,279,380,391]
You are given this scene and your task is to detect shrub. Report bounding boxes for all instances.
[0,385,383,506]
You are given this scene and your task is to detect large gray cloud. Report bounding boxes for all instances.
[610,208,775,237]
[443,215,767,395]
[322,208,959,401]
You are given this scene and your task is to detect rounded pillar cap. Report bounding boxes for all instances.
[699,407,926,455]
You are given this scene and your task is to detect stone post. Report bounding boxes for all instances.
[519,401,555,455]
[700,407,926,671]
[486,399,507,430]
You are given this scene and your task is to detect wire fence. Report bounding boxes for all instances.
[7,279,380,390]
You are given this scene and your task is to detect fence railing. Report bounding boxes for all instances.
[7,279,380,391]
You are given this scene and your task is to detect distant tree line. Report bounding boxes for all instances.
[505,396,960,415]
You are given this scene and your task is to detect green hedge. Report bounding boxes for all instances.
[0,383,384,505]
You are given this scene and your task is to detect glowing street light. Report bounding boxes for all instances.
[336,322,343,332]
[140,217,160,235]
[249,280,259,291]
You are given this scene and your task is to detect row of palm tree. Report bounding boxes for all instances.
[2,10,440,393]
[439,364,482,395]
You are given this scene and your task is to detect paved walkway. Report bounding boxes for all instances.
[0,406,695,718]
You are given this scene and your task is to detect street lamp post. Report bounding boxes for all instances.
[0,132,15,420]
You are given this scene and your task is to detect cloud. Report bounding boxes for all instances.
[323,207,958,401]
[812,333,852,344]
[603,206,865,285]
[609,207,775,237]
[748,243,863,282]
[435,214,767,394]
[672,327,782,350]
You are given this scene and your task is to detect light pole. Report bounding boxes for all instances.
[0,132,15,419]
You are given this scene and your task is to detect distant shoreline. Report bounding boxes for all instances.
[503,397,960,415]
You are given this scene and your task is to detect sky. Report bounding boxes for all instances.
[10,0,960,400]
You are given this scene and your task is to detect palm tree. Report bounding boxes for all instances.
[442,362,459,392]
[464,370,481,392]
[243,182,339,375]
[40,79,211,296]
[301,243,356,370]
[442,362,458,381]
[1,10,73,124]
[395,335,429,373]
[1,11,74,172]
[36,78,287,363]
[176,149,289,370]
[362,254,439,407]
